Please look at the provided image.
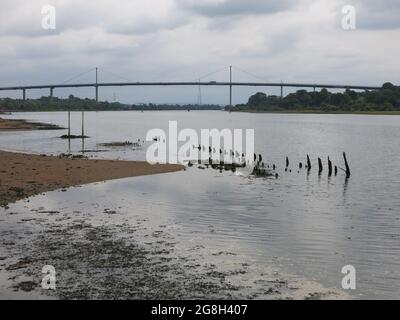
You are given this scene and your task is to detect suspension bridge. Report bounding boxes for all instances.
[0,66,383,106]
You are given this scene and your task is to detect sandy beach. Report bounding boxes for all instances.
[0,117,183,206]
[0,150,183,207]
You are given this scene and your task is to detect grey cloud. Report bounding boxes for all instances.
[178,0,298,17]
[105,16,188,35]
[345,0,400,29]
[0,0,189,37]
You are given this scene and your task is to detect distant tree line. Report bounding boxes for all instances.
[0,95,222,112]
[227,83,400,113]
[130,103,222,111]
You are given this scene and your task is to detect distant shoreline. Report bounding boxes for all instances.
[4,110,400,115]
[228,110,400,115]
[0,117,64,130]
[1,109,223,113]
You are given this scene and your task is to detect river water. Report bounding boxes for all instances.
[1,111,399,299]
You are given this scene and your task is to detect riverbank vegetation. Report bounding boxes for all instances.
[0,95,222,112]
[227,82,400,113]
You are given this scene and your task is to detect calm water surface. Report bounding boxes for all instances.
[1,111,399,299]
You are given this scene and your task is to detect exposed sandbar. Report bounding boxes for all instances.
[0,150,183,206]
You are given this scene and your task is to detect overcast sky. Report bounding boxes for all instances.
[0,0,399,104]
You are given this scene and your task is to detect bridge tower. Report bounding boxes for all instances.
[197,80,202,106]
[95,67,99,103]
[229,65,233,106]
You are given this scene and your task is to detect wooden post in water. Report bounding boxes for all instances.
[328,156,332,177]
[286,157,289,168]
[67,110,71,154]
[81,111,85,137]
[68,111,71,137]
[81,111,85,153]
[343,152,351,178]
[307,155,311,170]
[318,157,323,174]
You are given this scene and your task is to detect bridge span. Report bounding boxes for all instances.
[0,81,383,105]
[0,66,384,105]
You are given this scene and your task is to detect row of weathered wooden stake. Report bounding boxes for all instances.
[285,152,351,178]
[190,145,351,179]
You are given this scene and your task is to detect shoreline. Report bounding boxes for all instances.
[5,109,400,115]
[0,117,64,131]
[228,110,400,115]
[0,117,184,206]
[0,150,184,207]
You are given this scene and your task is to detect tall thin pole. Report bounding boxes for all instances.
[81,111,85,154]
[229,65,232,106]
[81,111,85,137]
[67,109,71,153]
[68,111,71,137]
[95,67,98,103]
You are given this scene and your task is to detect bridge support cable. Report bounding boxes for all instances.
[233,65,271,101]
[193,66,230,106]
[60,67,97,85]
[97,67,132,82]
[194,66,231,82]
[233,66,269,83]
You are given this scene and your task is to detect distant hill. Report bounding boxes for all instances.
[227,82,400,113]
[0,95,223,112]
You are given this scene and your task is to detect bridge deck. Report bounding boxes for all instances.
[0,82,382,91]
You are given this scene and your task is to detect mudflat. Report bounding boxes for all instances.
[0,150,184,206]
[0,117,63,131]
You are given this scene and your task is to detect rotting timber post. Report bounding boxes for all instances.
[328,156,333,177]
[68,110,71,137]
[318,157,323,174]
[343,152,351,178]
[307,155,311,170]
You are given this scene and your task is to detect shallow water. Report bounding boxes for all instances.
[1,111,400,299]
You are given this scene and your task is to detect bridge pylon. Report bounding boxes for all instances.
[95,67,99,103]
[229,65,233,106]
